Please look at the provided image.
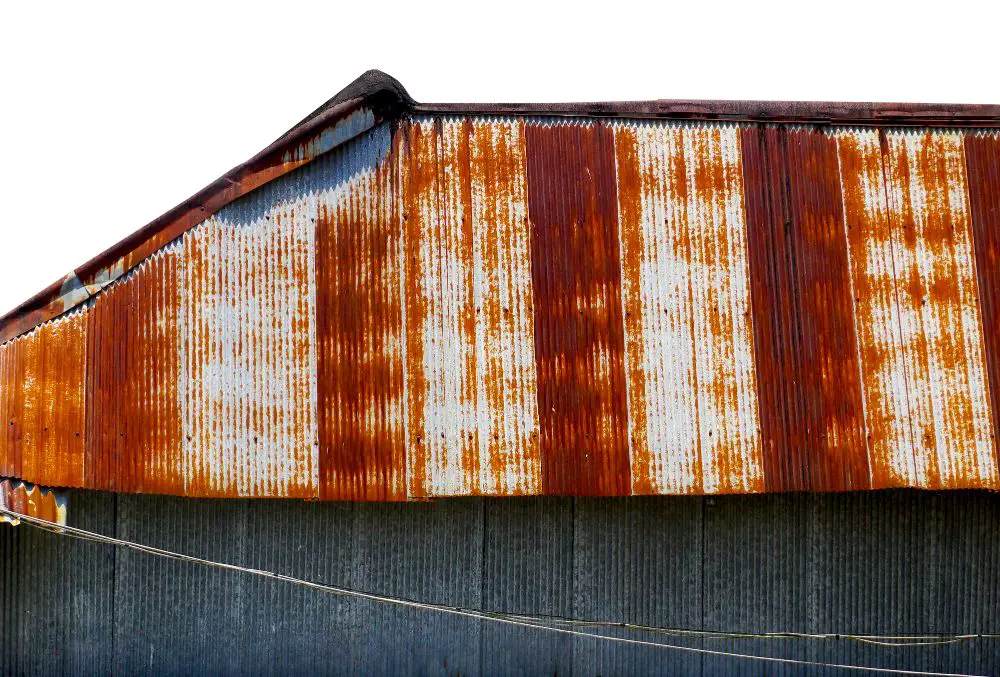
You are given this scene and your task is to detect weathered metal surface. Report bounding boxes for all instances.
[2,90,1000,499]
[403,118,541,497]
[181,198,319,498]
[615,121,762,495]
[0,479,66,525]
[0,309,88,488]
[525,121,631,496]
[879,130,996,489]
[4,490,1000,675]
[86,247,183,493]
[742,125,870,492]
[315,125,407,501]
[960,132,1000,474]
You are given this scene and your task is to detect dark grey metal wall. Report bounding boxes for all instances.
[2,491,999,676]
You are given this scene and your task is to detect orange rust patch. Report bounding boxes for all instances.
[316,128,408,501]
[525,121,631,496]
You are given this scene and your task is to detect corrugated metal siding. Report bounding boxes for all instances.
[880,130,996,489]
[963,131,1000,473]
[742,126,870,493]
[180,198,319,498]
[0,309,88,488]
[615,122,762,495]
[315,124,407,501]
[3,490,1000,675]
[525,121,631,496]
[2,116,999,499]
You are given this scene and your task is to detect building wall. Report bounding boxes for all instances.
[2,490,999,675]
[5,121,1000,500]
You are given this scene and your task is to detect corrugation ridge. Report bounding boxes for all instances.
[315,124,407,500]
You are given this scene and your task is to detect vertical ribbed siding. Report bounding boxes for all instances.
[742,125,870,492]
[403,118,480,497]
[468,119,540,496]
[85,247,183,494]
[524,121,631,496]
[835,129,918,488]
[0,309,88,488]
[881,131,996,488]
[402,118,541,497]
[315,125,408,501]
[180,202,319,498]
[615,122,762,495]
[964,132,1000,473]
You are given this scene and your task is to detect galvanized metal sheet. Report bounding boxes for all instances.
[615,121,763,495]
[741,125,870,492]
[963,132,1000,474]
[180,200,320,498]
[315,125,408,501]
[880,130,996,489]
[524,120,631,496]
[403,118,541,497]
[86,246,183,493]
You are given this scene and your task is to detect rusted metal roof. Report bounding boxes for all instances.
[1,71,999,499]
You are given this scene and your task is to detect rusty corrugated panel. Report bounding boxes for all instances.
[835,128,919,488]
[962,132,1000,474]
[85,246,183,493]
[0,332,25,479]
[315,124,408,501]
[880,130,996,489]
[741,125,870,492]
[0,310,89,488]
[402,118,541,497]
[524,120,631,496]
[180,201,319,498]
[615,121,763,495]
[0,479,67,525]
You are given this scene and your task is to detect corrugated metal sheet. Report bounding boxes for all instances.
[0,479,67,525]
[4,490,1000,675]
[3,106,1000,500]
[615,121,762,495]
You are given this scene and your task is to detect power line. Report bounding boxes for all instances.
[0,507,993,677]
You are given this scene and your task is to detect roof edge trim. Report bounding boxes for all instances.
[414,99,1000,126]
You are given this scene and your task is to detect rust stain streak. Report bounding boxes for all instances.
[525,121,631,496]
[742,125,870,492]
[836,129,917,487]
[316,127,407,501]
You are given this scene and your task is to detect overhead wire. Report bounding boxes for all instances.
[0,507,994,677]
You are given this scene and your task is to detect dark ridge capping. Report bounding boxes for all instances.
[414,99,1000,127]
[0,70,414,345]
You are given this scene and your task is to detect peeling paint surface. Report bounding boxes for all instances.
[1,114,998,499]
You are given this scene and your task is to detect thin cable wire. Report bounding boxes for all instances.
[0,508,991,677]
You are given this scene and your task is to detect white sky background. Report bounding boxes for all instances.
[1,0,997,317]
